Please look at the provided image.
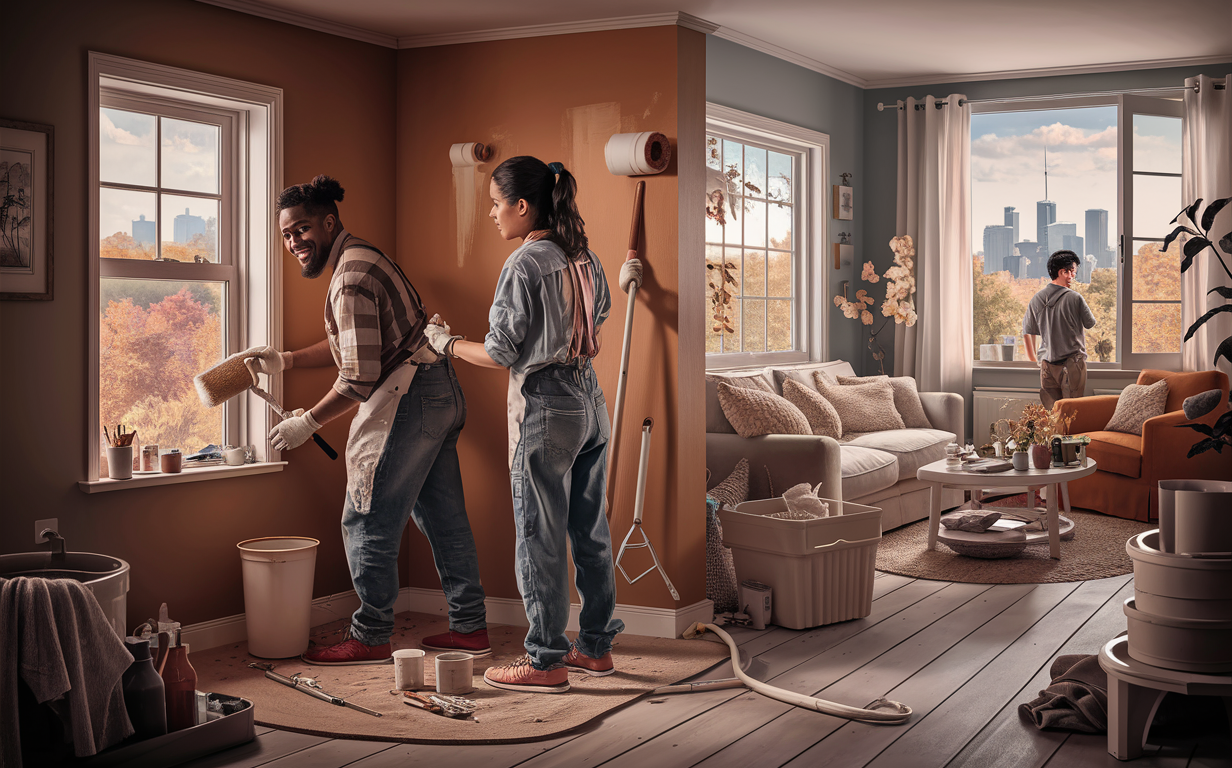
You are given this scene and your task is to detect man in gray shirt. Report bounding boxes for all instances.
[1023,250,1097,409]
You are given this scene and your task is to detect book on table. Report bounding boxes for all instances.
[961,458,1014,473]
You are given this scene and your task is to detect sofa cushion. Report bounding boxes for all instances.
[813,373,906,433]
[781,378,842,439]
[1105,378,1169,436]
[840,445,900,499]
[716,382,811,439]
[769,360,856,396]
[842,428,956,482]
[836,375,933,429]
[705,370,774,434]
[1081,430,1143,479]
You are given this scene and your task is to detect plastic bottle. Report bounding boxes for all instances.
[121,637,167,740]
[160,629,199,732]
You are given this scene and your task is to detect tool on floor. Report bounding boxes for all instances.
[615,418,680,600]
[247,662,382,717]
[401,691,477,719]
[684,623,913,724]
[604,180,646,520]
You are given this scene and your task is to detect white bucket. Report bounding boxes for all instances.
[237,537,319,658]
[1158,479,1232,555]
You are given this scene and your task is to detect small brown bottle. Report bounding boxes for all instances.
[160,629,199,732]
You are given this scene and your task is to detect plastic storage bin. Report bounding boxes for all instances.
[237,537,319,658]
[719,498,882,629]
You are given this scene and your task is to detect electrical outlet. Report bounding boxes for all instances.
[35,518,58,545]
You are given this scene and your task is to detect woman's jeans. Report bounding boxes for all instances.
[512,361,624,669]
[341,359,486,646]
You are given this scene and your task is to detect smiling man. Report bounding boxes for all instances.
[1023,250,1097,409]
[240,175,489,665]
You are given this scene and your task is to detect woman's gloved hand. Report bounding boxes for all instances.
[425,323,462,357]
[241,345,293,377]
[619,258,643,293]
[269,408,321,451]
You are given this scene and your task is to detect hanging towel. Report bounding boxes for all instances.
[0,577,134,767]
[1018,653,1108,733]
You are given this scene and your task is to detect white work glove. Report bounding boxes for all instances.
[241,345,293,378]
[428,313,450,333]
[269,408,321,451]
[619,258,643,294]
[424,322,462,358]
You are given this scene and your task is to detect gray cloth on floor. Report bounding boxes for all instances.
[1018,653,1108,733]
[0,577,134,766]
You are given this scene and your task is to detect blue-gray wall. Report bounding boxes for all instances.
[706,35,866,368]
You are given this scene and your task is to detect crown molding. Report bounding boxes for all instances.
[195,0,399,48]
[397,11,718,49]
[864,54,1232,90]
[711,27,867,88]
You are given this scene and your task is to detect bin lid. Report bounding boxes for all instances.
[237,537,320,553]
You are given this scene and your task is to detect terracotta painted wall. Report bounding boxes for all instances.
[395,27,707,609]
[0,0,396,627]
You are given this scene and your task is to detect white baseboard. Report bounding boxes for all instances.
[182,588,714,652]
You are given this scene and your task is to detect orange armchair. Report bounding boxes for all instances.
[1055,369,1231,521]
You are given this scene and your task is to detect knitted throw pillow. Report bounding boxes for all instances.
[781,378,842,439]
[1104,378,1170,436]
[836,374,932,429]
[705,458,748,614]
[716,382,811,438]
[812,372,905,433]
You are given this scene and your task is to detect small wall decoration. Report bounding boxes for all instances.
[833,172,853,221]
[1,119,54,300]
[833,231,853,270]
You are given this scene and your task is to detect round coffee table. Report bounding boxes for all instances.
[917,457,1097,560]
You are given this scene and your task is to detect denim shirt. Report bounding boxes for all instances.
[485,239,610,376]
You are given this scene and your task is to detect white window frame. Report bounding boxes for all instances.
[705,104,828,370]
[84,52,284,490]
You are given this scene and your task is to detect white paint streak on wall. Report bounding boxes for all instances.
[564,103,623,183]
[643,91,661,119]
[452,165,477,268]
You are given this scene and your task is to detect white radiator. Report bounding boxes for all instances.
[972,387,1041,445]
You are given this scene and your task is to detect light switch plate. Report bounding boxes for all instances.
[35,518,58,545]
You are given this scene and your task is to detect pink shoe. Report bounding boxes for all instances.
[563,646,615,676]
[301,632,392,665]
[483,655,569,694]
[421,628,492,657]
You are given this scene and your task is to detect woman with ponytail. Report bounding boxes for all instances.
[425,156,623,693]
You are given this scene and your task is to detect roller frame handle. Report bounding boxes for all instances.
[626,181,646,260]
[606,182,647,518]
[632,418,653,525]
[311,434,338,460]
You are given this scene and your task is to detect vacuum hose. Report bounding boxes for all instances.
[691,622,913,725]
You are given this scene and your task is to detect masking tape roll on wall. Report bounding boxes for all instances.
[604,132,671,176]
[449,142,490,167]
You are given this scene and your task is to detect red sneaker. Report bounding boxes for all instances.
[483,654,569,693]
[421,628,492,657]
[301,632,392,665]
[563,646,615,677]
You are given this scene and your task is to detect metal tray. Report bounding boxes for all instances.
[83,693,256,768]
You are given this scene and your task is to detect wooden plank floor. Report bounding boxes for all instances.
[182,573,1230,768]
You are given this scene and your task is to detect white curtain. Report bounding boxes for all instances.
[893,94,972,398]
[1182,74,1232,377]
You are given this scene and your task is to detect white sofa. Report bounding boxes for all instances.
[706,360,964,531]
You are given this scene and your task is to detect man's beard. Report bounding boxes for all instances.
[301,245,330,279]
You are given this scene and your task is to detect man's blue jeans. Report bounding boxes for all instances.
[342,360,486,646]
[511,362,624,669]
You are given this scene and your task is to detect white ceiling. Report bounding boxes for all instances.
[200,0,1232,88]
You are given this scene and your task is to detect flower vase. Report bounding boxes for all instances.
[1012,451,1029,471]
[1031,443,1051,469]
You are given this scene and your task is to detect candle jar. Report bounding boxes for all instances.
[141,444,160,472]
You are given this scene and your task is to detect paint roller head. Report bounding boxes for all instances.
[605,132,672,176]
[194,354,258,409]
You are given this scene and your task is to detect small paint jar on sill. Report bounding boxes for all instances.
[161,449,182,474]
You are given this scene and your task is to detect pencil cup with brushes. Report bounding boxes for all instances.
[103,424,137,479]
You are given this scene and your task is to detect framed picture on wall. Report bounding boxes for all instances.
[1,119,54,301]
[833,184,853,221]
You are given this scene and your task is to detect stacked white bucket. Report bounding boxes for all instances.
[1123,480,1232,673]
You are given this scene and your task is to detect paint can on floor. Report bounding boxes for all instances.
[435,652,474,695]
[394,648,426,690]
[237,537,319,658]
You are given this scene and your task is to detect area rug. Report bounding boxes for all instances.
[875,495,1153,584]
[192,610,729,744]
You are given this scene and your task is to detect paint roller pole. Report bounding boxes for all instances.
[605,180,645,520]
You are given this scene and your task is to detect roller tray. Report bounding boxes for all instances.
[83,693,256,768]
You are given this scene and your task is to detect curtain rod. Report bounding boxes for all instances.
[875,83,1221,112]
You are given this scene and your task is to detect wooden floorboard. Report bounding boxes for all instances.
[177,729,330,768]
[256,738,395,768]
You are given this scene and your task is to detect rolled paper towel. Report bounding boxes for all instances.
[780,482,830,519]
[449,142,491,167]
[605,132,672,176]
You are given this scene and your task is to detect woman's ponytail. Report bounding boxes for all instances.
[547,165,588,262]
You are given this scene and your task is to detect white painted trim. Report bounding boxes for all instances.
[182,586,715,651]
[711,27,866,88]
[863,55,1232,90]
[194,0,398,48]
[78,461,286,493]
[398,11,718,48]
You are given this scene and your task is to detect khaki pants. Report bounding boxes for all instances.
[1039,357,1086,410]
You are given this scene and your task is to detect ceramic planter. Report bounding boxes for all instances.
[1012,451,1029,471]
[1157,479,1232,554]
[1030,443,1051,469]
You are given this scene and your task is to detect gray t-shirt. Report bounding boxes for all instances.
[1022,283,1096,362]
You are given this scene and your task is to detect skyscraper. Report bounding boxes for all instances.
[1085,209,1108,258]
[1004,206,1019,244]
[173,207,206,244]
[1047,221,1077,260]
[983,225,1014,273]
[132,214,154,245]
[1037,200,1056,258]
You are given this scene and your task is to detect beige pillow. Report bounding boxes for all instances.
[1104,378,1170,436]
[812,372,905,433]
[781,378,842,439]
[716,382,811,439]
[836,374,932,429]
[705,371,773,434]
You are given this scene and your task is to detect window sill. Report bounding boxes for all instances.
[972,361,1142,377]
[78,461,287,493]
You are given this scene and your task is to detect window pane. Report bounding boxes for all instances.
[100,188,157,260]
[1132,115,1182,174]
[1132,302,1181,353]
[768,299,792,351]
[160,195,219,263]
[744,146,767,200]
[743,249,765,297]
[1132,173,1181,240]
[706,135,721,170]
[743,299,765,352]
[1075,268,1118,362]
[768,203,792,251]
[99,278,225,467]
[768,251,792,298]
[744,199,766,248]
[722,140,742,191]
[100,108,156,187]
[1132,239,1181,302]
[161,117,220,194]
[705,207,723,243]
[723,294,741,351]
[768,152,792,202]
